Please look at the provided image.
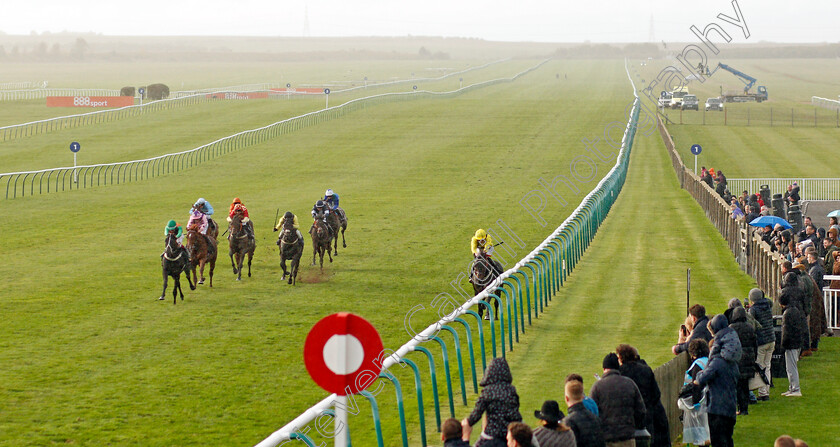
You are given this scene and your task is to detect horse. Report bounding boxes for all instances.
[470,251,501,319]
[310,213,333,269]
[227,213,255,281]
[327,208,348,254]
[206,217,219,240]
[278,223,304,285]
[186,225,217,287]
[160,233,195,303]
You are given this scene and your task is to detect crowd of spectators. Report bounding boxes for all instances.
[456,350,671,447]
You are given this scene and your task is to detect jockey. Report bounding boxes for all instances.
[191,198,215,235]
[311,200,333,236]
[193,198,214,216]
[165,219,185,247]
[187,209,209,234]
[275,211,303,241]
[228,197,246,217]
[471,229,504,276]
[228,203,254,239]
[324,189,340,209]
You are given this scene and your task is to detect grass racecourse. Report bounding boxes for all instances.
[1,57,839,446]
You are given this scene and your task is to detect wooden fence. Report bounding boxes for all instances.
[658,115,783,302]
[653,352,689,442]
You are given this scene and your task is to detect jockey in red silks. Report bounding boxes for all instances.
[227,202,254,239]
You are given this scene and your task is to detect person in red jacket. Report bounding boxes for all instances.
[227,199,253,239]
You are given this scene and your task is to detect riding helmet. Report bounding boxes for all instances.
[325,189,334,196]
[316,200,325,207]
[284,211,293,219]
[475,229,487,240]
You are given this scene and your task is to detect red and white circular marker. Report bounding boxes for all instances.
[303,313,384,396]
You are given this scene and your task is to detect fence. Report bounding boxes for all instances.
[658,114,785,302]
[0,60,507,143]
[659,105,840,128]
[0,61,545,200]
[726,178,840,201]
[255,62,688,447]
[653,352,689,442]
[824,275,840,331]
[812,96,840,111]
[0,88,121,101]
[0,81,44,90]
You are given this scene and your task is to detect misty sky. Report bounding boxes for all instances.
[1,0,838,43]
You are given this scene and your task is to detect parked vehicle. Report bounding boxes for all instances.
[658,91,673,109]
[669,86,689,109]
[682,95,699,110]
[705,97,724,111]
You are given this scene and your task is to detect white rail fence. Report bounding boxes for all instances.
[726,178,840,201]
[0,60,507,143]
[0,88,121,101]
[823,275,840,331]
[812,96,840,111]
[0,81,46,90]
[252,60,641,447]
[1,61,547,199]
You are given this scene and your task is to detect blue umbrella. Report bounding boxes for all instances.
[749,215,792,229]
[827,210,840,218]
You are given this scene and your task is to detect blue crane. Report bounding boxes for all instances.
[703,62,768,102]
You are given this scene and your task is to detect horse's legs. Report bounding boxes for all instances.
[173,275,181,304]
[280,254,288,280]
[327,244,333,263]
[185,263,196,290]
[236,253,243,281]
[341,226,347,248]
[208,260,215,287]
[247,250,253,278]
[199,260,206,284]
[191,264,199,286]
[160,269,169,300]
[311,242,317,266]
[230,250,238,274]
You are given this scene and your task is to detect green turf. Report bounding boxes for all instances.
[0,59,634,446]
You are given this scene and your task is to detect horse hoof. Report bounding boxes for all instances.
[198,280,204,284]
[236,277,241,281]
[158,297,164,301]
[343,243,347,248]
[248,273,251,277]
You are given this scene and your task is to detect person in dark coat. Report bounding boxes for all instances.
[616,345,670,447]
[532,400,576,447]
[695,314,740,447]
[806,252,829,351]
[589,353,645,446]
[728,307,757,415]
[780,292,806,397]
[715,180,726,198]
[673,304,712,355]
[441,418,471,447]
[748,288,775,401]
[780,269,811,356]
[564,380,605,447]
[462,357,522,447]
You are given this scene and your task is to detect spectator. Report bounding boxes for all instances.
[761,225,774,247]
[616,345,670,447]
[806,252,828,352]
[715,179,726,198]
[791,261,814,356]
[780,287,806,397]
[797,217,812,240]
[673,304,712,355]
[701,171,714,188]
[441,418,471,447]
[590,353,645,447]
[833,251,840,289]
[506,422,534,447]
[462,358,522,447]
[774,436,795,447]
[564,380,606,447]
[819,233,831,258]
[728,307,757,415]
[722,189,733,206]
[532,400,577,447]
[747,288,774,401]
[694,315,740,447]
[829,216,840,233]
[679,339,710,446]
[802,225,819,247]
[730,203,744,220]
[677,315,694,346]
[565,373,599,416]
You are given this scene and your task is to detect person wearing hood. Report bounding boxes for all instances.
[806,252,829,351]
[748,288,775,401]
[616,345,670,447]
[723,298,760,331]
[780,290,806,397]
[462,357,522,447]
[694,314,740,447]
[729,307,757,416]
[780,268,812,357]
[673,305,712,355]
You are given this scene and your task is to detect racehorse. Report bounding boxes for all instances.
[278,223,304,285]
[186,225,217,287]
[326,208,348,254]
[206,218,219,240]
[160,233,195,303]
[227,213,255,281]
[310,213,333,269]
[470,251,501,319]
